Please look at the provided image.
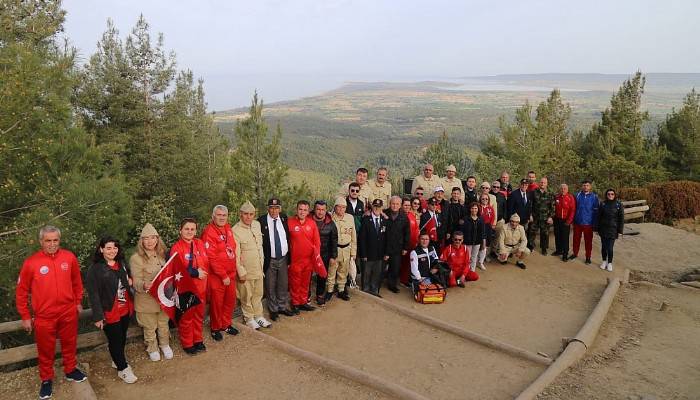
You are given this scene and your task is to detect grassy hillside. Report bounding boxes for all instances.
[214,74,700,197]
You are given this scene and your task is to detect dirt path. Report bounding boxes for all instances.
[2,222,699,399]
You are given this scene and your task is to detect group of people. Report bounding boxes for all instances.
[14,164,625,400]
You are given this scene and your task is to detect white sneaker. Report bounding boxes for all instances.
[160,345,173,360]
[600,261,608,270]
[246,319,260,330]
[148,351,161,362]
[606,263,613,272]
[256,317,272,328]
[478,263,486,271]
[117,365,138,384]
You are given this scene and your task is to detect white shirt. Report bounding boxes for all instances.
[266,214,289,258]
[349,198,358,210]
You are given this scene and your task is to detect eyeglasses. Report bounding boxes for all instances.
[606,193,615,196]
[492,186,500,189]
[481,186,490,189]
[480,198,489,201]
[350,189,360,193]
[416,192,424,196]
[452,239,463,242]
[412,202,420,205]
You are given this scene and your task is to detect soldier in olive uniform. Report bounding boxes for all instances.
[327,197,357,301]
[531,177,556,255]
[411,163,442,196]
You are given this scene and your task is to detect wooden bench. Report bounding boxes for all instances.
[621,199,649,235]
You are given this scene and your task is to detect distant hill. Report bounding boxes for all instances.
[213,73,698,199]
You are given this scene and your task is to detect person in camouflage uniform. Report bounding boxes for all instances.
[530,177,556,255]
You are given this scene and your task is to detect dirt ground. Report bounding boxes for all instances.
[1,223,699,399]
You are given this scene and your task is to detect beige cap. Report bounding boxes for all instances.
[334,196,346,207]
[240,200,256,213]
[446,164,457,172]
[510,214,521,222]
[140,223,159,238]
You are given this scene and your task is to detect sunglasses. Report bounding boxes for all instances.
[453,239,463,242]
[481,186,490,189]
[416,192,424,196]
[350,189,360,193]
[492,186,501,189]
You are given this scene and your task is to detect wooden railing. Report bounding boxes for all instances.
[622,199,649,221]
[0,309,141,367]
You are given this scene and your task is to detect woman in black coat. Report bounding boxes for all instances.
[85,236,137,383]
[597,189,624,272]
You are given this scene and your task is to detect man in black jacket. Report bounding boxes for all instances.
[447,187,465,241]
[507,179,534,233]
[358,199,387,297]
[311,200,338,305]
[258,198,293,321]
[383,196,411,293]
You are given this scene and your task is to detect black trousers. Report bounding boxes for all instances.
[103,314,130,371]
[554,218,570,255]
[385,255,402,290]
[601,237,616,263]
[315,257,331,297]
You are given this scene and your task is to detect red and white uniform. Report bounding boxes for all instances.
[439,244,479,287]
[400,212,420,285]
[287,216,325,306]
[170,238,209,349]
[201,222,238,332]
[15,249,83,381]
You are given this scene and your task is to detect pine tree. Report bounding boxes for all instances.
[658,89,700,181]
[227,92,310,212]
[422,130,473,177]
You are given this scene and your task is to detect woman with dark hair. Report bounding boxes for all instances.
[169,217,209,355]
[410,196,423,218]
[460,202,486,273]
[478,193,496,270]
[597,188,624,272]
[86,236,137,384]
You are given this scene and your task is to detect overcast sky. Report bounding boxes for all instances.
[62,0,700,109]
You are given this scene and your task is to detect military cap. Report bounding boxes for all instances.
[334,196,346,207]
[434,186,445,193]
[240,201,256,213]
[267,198,281,207]
[446,164,457,172]
[371,198,383,207]
[510,213,521,222]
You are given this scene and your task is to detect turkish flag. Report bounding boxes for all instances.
[148,252,202,321]
[421,216,438,242]
[314,253,328,279]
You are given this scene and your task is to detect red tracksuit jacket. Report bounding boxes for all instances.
[170,238,209,297]
[555,193,576,225]
[16,249,83,320]
[201,222,238,280]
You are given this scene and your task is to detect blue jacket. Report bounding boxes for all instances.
[574,191,599,226]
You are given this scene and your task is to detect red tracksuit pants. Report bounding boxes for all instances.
[34,307,78,381]
[572,224,593,258]
[178,300,205,349]
[208,275,236,331]
[289,260,313,306]
[448,268,479,287]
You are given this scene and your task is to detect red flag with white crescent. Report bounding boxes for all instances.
[421,216,438,242]
[148,252,202,321]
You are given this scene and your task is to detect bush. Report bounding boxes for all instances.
[619,181,700,223]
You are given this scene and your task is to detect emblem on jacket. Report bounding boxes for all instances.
[61,262,69,271]
[40,266,49,275]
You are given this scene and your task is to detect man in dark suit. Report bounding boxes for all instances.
[358,199,387,297]
[258,198,293,320]
[507,179,534,250]
[345,181,365,287]
[383,196,411,293]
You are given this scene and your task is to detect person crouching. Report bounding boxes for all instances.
[497,214,530,269]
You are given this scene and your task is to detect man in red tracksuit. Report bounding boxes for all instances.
[287,200,327,313]
[201,205,240,341]
[553,183,577,262]
[16,225,87,399]
[439,231,479,287]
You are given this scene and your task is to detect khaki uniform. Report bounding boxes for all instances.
[232,220,264,322]
[442,176,463,200]
[411,174,442,196]
[367,179,392,207]
[329,212,357,293]
[338,180,371,207]
[497,224,530,257]
[129,252,170,353]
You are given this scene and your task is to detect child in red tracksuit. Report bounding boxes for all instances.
[439,232,479,287]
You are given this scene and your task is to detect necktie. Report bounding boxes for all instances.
[375,217,380,234]
[273,219,282,258]
[523,192,527,204]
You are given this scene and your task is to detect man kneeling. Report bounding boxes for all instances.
[439,231,479,287]
[497,214,530,269]
[409,233,447,288]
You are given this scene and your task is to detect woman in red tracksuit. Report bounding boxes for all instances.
[170,218,209,355]
[400,197,420,285]
[86,236,137,384]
